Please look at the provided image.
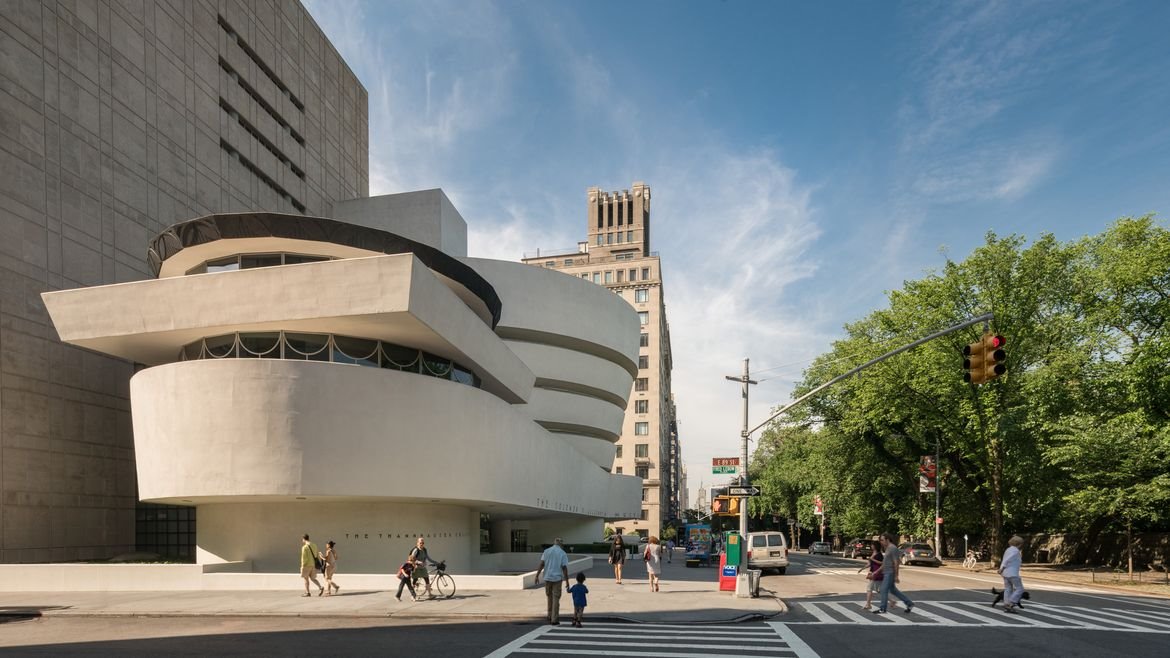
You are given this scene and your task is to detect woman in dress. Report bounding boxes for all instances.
[645,536,663,592]
[322,540,340,595]
[608,535,626,584]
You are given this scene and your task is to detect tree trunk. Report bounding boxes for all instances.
[988,434,1005,566]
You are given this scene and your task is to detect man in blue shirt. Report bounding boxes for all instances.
[535,537,571,625]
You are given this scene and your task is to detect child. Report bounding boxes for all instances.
[566,572,588,627]
[395,560,418,602]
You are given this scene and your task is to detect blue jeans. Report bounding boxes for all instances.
[1003,575,1024,605]
[879,571,913,611]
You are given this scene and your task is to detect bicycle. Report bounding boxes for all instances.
[962,551,978,570]
[412,560,456,599]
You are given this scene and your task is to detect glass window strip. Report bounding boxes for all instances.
[176,332,478,388]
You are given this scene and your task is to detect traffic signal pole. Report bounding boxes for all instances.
[725,359,757,542]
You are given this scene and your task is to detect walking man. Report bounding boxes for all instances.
[873,532,914,614]
[534,537,570,625]
[299,534,324,597]
[998,535,1026,612]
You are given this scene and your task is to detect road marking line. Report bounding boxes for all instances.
[514,646,795,650]
[933,601,1003,624]
[799,602,839,623]
[541,632,785,642]
[557,624,774,635]
[825,602,875,623]
[768,622,822,658]
[1107,606,1170,622]
[529,639,789,651]
[901,603,956,625]
[1057,605,1167,631]
[953,601,1054,627]
[1006,605,1108,629]
[482,625,552,658]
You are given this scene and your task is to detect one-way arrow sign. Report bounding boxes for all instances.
[728,486,761,496]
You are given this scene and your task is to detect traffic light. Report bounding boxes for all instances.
[711,496,740,516]
[963,333,1007,385]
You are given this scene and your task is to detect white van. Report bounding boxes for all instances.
[745,531,789,574]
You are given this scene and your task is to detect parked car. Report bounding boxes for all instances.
[746,531,789,574]
[898,542,941,567]
[808,541,832,555]
[844,538,879,559]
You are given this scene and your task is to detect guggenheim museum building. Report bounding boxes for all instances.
[42,190,643,574]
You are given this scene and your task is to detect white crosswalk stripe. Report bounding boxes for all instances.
[788,600,1170,633]
[483,621,821,657]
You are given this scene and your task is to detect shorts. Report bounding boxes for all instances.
[866,577,881,593]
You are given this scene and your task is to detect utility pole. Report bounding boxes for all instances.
[935,434,942,558]
[725,359,757,541]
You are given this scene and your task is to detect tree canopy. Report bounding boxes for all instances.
[748,216,1170,562]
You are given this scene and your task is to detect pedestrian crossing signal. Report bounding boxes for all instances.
[712,496,739,516]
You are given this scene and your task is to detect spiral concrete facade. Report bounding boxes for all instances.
[42,192,643,574]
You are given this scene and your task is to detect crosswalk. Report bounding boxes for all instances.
[790,600,1170,633]
[484,621,820,658]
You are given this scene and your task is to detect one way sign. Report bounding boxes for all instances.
[728,486,761,496]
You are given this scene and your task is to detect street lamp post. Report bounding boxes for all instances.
[724,359,757,542]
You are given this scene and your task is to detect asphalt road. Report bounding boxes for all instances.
[2,553,1167,657]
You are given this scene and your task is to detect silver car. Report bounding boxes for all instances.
[808,541,832,555]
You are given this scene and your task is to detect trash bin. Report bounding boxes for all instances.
[747,569,762,598]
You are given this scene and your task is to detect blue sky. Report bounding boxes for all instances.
[304,0,1170,505]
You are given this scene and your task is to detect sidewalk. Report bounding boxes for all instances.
[940,560,1170,598]
[0,552,783,624]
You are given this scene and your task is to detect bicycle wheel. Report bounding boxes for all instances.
[434,572,456,599]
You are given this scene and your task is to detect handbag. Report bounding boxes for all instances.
[315,556,325,572]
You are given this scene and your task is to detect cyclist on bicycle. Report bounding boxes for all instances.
[409,537,439,596]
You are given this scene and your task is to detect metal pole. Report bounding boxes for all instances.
[935,435,942,558]
[739,358,750,541]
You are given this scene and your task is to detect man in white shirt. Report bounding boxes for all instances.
[535,537,571,625]
[997,535,1025,612]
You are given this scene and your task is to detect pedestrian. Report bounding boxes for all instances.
[567,572,589,627]
[608,535,625,584]
[408,537,439,598]
[998,535,1026,613]
[666,538,674,563]
[395,560,419,602]
[872,532,914,614]
[299,534,324,597]
[534,537,570,625]
[861,544,885,610]
[644,536,663,592]
[322,540,340,596]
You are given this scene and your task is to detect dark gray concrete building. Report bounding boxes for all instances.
[0,0,367,562]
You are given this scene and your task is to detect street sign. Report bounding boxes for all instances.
[712,457,740,475]
[936,517,944,524]
[728,486,761,496]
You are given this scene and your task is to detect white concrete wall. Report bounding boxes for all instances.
[520,388,625,441]
[333,189,468,258]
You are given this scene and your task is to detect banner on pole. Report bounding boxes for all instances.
[919,455,937,493]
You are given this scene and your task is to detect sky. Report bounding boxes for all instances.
[303,0,1170,506]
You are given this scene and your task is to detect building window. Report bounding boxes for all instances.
[638,311,649,325]
[564,259,573,266]
[638,355,649,369]
[642,488,648,501]
[635,378,648,391]
[597,235,603,246]
[616,270,624,282]
[605,271,613,284]
[636,443,649,457]
[593,273,601,284]
[636,465,649,479]
[635,289,649,303]
[616,466,623,474]
[617,232,624,244]
[635,400,648,414]
[628,230,634,242]
[581,273,589,279]
[615,445,623,458]
[642,267,651,280]
[607,233,613,244]
[640,508,648,520]
[544,261,555,267]
[629,268,637,280]
[640,333,649,347]
[635,423,649,436]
